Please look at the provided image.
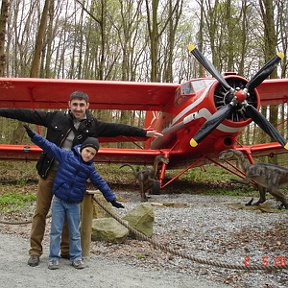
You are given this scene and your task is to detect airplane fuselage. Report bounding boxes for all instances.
[145,75,259,168]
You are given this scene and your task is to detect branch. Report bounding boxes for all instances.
[75,0,101,25]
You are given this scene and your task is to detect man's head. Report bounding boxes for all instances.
[80,137,100,162]
[68,91,89,120]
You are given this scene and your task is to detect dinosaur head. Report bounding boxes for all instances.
[219,149,242,161]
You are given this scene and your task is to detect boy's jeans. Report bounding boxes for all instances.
[49,196,82,261]
[29,171,69,257]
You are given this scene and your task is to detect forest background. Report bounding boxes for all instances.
[0,0,288,149]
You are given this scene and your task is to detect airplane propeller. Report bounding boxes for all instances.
[187,44,288,150]
[187,44,233,92]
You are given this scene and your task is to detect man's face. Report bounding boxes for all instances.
[81,147,97,162]
[68,99,89,119]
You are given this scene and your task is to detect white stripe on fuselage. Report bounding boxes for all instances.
[172,85,211,125]
[171,82,241,133]
[191,108,242,133]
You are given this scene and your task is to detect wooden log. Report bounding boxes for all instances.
[81,190,99,257]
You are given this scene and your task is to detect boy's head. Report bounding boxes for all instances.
[68,91,89,120]
[80,137,100,162]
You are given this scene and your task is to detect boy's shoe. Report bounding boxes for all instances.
[48,259,59,270]
[71,259,85,269]
[28,255,40,267]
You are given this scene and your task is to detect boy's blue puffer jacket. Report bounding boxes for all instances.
[31,133,116,203]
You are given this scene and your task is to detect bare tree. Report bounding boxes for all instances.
[162,0,183,82]
[145,0,182,82]
[196,0,205,77]
[258,0,280,162]
[275,1,288,138]
[275,0,288,78]
[6,0,37,76]
[30,0,51,77]
[0,0,9,76]
[42,0,55,78]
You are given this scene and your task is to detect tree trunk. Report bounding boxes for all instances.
[0,0,9,76]
[259,0,278,162]
[30,0,50,78]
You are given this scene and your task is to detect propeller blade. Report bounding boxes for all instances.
[187,44,233,91]
[246,52,284,91]
[245,104,288,150]
[190,104,234,147]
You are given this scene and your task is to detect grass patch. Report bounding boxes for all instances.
[1,161,285,214]
[0,160,37,183]
[0,191,36,212]
[177,165,234,182]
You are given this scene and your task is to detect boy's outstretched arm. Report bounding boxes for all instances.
[23,124,66,162]
[90,169,124,208]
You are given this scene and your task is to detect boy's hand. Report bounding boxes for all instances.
[23,125,35,138]
[110,199,124,208]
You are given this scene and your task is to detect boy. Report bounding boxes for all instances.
[24,125,124,270]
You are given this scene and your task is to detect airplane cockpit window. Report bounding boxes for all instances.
[181,82,194,94]
[175,80,215,106]
[175,82,194,106]
[192,79,214,92]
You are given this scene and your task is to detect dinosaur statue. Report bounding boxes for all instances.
[219,149,288,209]
[120,155,169,202]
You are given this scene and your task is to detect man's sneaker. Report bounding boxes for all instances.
[48,259,59,270]
[28,255,40,267]
[71,259,85,269]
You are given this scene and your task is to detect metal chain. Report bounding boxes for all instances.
[92,196,288,272]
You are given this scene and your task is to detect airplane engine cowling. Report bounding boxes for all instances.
[213,75,259,124]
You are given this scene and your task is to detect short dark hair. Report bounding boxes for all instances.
[69,91,89,102]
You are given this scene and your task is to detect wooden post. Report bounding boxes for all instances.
[81,190,98,257]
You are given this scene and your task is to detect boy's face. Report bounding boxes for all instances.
[81,147,97,162]
[68,99,89,120]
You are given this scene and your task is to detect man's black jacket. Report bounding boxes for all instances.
[0,108,147,178]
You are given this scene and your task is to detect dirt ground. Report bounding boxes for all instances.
[1,159,288,288]
[1,185,288,288]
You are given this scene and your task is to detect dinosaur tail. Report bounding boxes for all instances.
[119,163,138,177]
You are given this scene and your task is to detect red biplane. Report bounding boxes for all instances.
[0,45,288,190]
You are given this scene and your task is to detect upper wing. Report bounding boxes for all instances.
[257,79,288,105]
[2,77,287,110]
[0,77,179,111]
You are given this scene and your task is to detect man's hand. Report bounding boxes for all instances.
[146,130,163,138]
[23,124,35,138]
[110,199,124,209]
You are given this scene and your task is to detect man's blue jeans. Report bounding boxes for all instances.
[49,196,82,261]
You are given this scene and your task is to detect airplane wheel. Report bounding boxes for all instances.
[151,180,161,195]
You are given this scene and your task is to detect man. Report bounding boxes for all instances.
[0,91,162,267]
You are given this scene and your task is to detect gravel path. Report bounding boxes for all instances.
[1,192,288,287]
[0,233,230,288]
